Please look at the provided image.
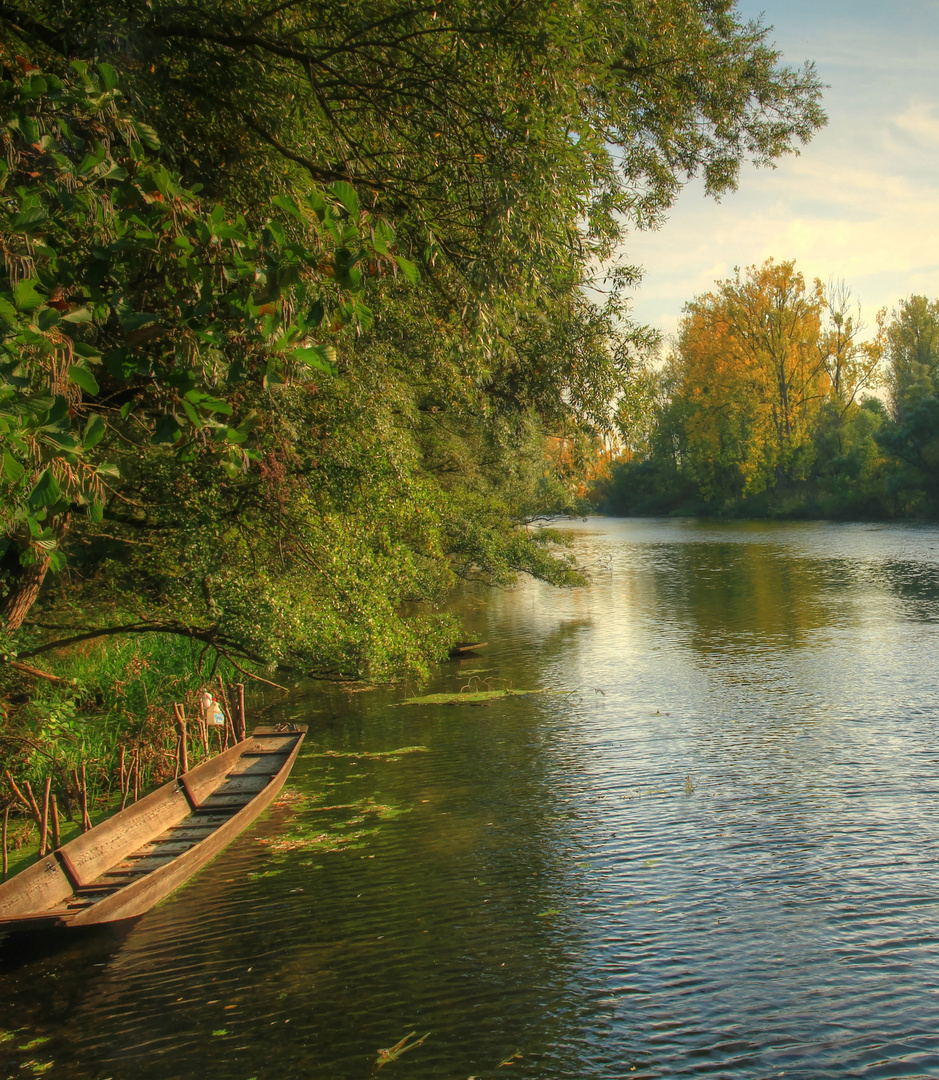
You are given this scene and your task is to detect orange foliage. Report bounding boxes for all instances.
[673,259,831,496]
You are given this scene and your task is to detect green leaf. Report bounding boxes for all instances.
[27,468,61,509]
[272,195,304,221]
[183,390,233,415]
[395,257,419,284]
[35,307,60,332]
[331,181,360,218]
[354,302,374,332]
[152,416,182,444]
[1,451,25,483]
[68,365,100,395]
[105,349,138,379]
[12,206,48,233]
[83,414,106,449]
[96,462,120,479]
[292,346,336,374]
[181,398,201,426]
[97,63,119,91]
[13,280,44,312]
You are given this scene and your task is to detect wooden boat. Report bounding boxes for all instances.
[0,726,306,932]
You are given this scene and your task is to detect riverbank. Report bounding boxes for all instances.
[0,634,254,872]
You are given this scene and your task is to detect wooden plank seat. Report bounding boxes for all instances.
[0,726,306,930]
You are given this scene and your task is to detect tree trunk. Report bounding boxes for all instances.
[0,516,68,633]
[0,553,53,632]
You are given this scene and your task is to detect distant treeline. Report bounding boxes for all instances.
[600,261,939,520]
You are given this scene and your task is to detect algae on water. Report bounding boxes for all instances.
[396,688,557,706]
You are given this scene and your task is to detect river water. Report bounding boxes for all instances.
[3,518,939,1080]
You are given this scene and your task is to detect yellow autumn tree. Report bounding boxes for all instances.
[672,259,831,498]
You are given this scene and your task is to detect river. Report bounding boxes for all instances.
[3,517,939,1079]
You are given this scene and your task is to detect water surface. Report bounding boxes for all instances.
[3,518,939,1080]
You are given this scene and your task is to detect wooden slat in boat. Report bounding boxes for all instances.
[0,726,306,932]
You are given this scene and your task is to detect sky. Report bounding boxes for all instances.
[622,0,939,345]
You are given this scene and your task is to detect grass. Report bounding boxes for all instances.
[0,630,252,872]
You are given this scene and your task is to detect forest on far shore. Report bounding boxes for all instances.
[599,261,939,521]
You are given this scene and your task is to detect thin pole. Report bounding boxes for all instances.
[236,683,246,740]
[37,777,50,859]
[216,676,234,749]
[2,806,9,882]
[20,780,43,828]
[50,794,61,850]
[174,704,189,774]
[80,766,91,832]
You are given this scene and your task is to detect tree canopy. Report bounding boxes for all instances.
[0,0,827,680]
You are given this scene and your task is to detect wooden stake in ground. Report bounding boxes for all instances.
[5,773,35,819]
[79,766,91,832]
[236,683,246,741]
[133,748,140,803]
[216,676,235,750]
[173,704,189,774]
[70,768,81,819]
[198,709,209,758]
[37,777,51,859]
[2,806,8,883]
[21,780,43,831]
[50,794,61,850]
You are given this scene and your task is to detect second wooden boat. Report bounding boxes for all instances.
[0,726,306,932]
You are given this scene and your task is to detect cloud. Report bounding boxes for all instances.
[893,102,939,148]
[606,0,939,343]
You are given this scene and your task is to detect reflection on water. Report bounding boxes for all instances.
[3,519,939,1079]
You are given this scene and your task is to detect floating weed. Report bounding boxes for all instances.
[0,1029,21,1045]
[536,908,561,918]
[247,868,285,880]
[23,1063,53,1075]
[18,1038,50,1051]
[311,747,428,759]
[258,813,389,857]
[643,859,659,869]
[396,689,558,706]
[375,1031,430,1069]
[212,1029,228,1037]
[684,775,695,795]
[498,1049,523,1067]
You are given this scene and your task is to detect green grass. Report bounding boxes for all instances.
[0,630,253,869]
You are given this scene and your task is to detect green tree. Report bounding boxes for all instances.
[885,295,939,421]
[0,2,827,678]
[0,57,399,637]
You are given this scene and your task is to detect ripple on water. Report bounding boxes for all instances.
[4,520,939,1078]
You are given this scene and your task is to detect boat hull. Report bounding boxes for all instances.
[0,727,305,931]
